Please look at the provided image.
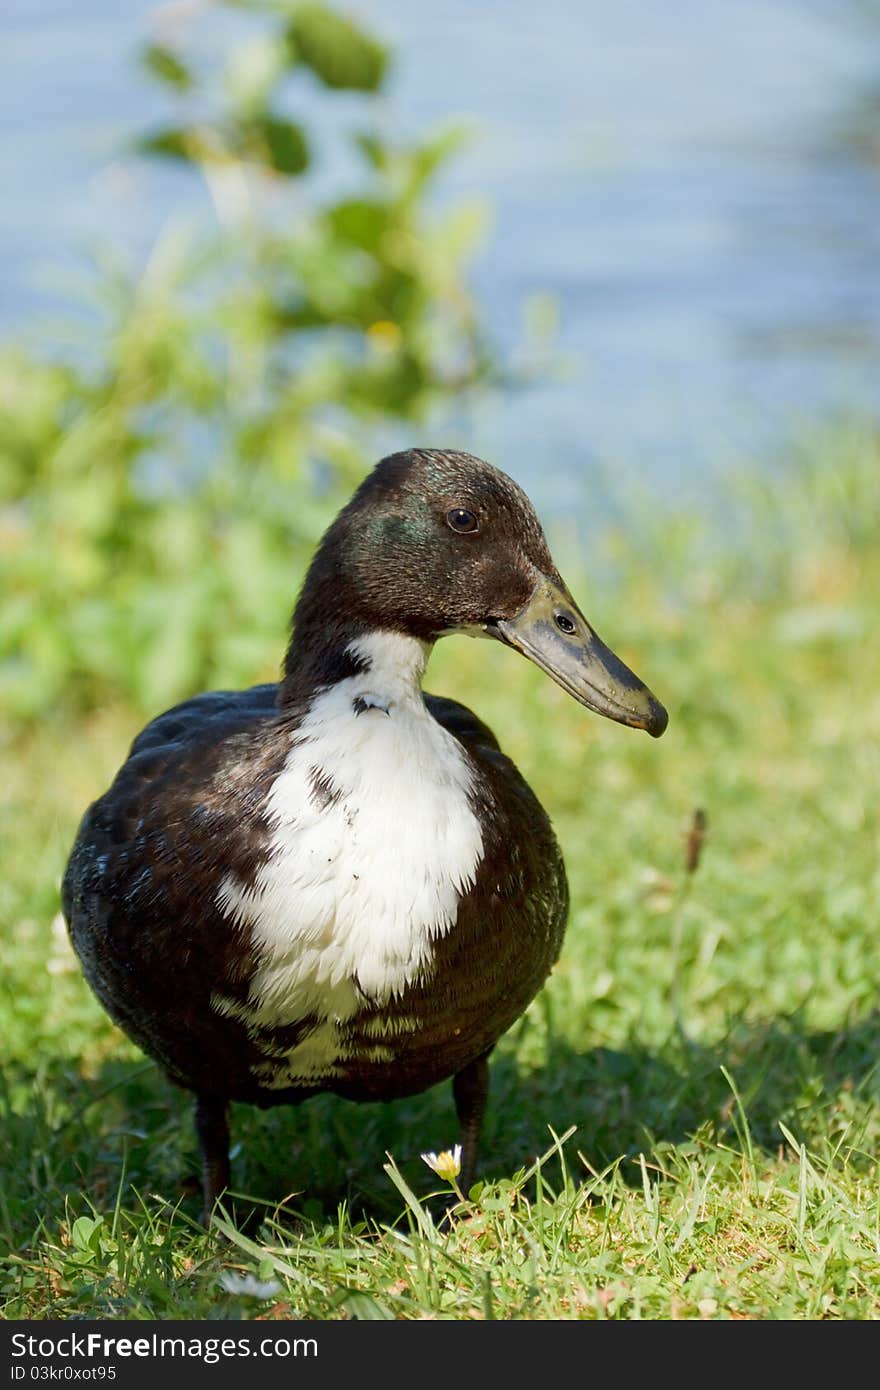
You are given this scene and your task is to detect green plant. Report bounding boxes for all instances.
[0,1,493,723]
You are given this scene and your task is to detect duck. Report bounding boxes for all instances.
[62,448,667,1222]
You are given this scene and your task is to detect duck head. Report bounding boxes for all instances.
[286,448,667,737]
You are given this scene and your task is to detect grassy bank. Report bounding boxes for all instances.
[2,429,879,1319]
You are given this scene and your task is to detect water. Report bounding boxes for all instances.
[2,0,879,514]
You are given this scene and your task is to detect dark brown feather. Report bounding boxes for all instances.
[63,685,567,1108]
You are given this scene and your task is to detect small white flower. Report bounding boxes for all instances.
[218,1271,282,1300]
[420,1144,462,1183]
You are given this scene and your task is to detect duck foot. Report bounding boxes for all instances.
[452,1048,492,1196]
[194,1092,231,1227]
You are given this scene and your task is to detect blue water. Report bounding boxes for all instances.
[2,0,880,513]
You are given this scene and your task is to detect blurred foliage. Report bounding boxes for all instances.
[0,0,493,723]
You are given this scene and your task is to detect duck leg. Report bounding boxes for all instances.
[194,1092,231,1225]
[452,1049,492,1195]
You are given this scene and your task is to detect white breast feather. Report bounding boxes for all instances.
[214,632,485,1086]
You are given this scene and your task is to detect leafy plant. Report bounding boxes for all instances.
[0,1,493,722]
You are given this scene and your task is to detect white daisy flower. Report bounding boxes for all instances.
[420,1144,462,1183]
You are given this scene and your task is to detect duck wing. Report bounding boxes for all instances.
[61,683,300,1096]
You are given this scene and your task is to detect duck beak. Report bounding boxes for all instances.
[485,575,668,737]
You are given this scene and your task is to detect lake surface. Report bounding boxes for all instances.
[2,0,880,515]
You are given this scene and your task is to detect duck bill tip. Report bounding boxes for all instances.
[489,575,669,739]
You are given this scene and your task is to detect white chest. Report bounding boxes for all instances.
[213,633,485,1086]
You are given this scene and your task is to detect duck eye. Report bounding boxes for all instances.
[446,507,479,535]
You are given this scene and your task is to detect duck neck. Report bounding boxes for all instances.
[279,624,433,711]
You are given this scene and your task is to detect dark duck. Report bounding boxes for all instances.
[63,449,667,1221]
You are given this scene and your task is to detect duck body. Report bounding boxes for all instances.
[65,672,566,1110]
[63,449,666,1217]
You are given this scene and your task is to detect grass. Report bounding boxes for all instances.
[2,427,879,1319]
